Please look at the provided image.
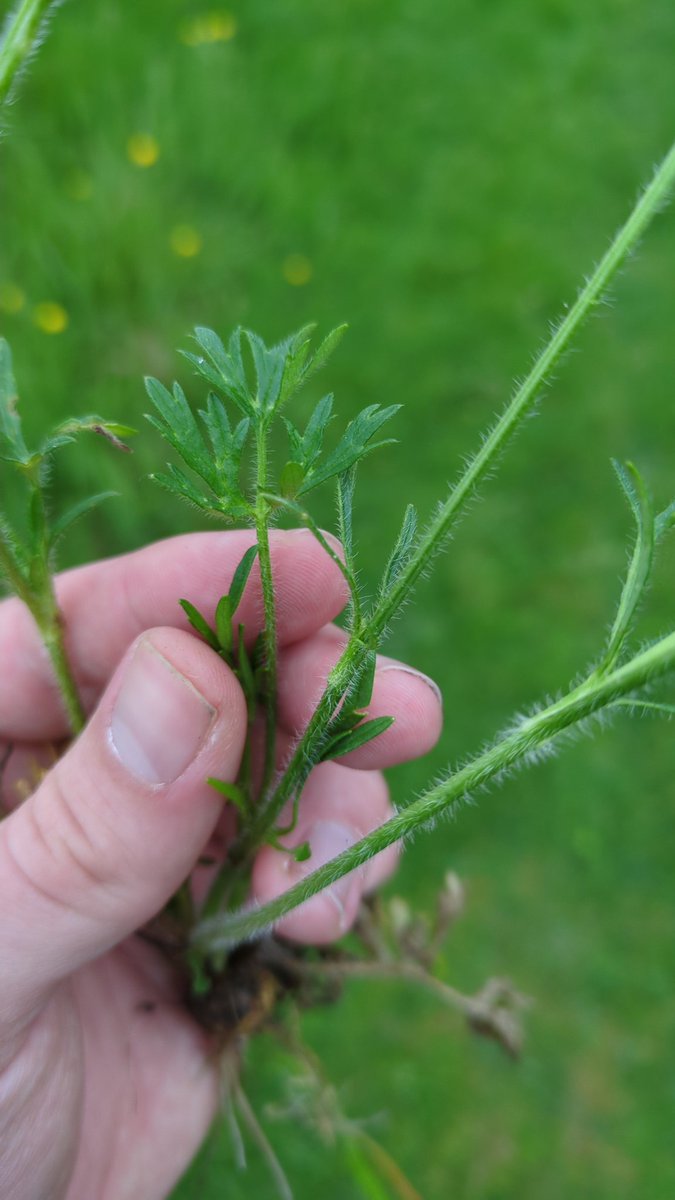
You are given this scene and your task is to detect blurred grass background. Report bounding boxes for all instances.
[2,0,675,1196]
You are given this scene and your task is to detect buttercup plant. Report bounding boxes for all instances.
[1,149,674,1002]
[137,143,675,968]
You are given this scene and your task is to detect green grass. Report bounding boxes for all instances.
[2,1,675,1196]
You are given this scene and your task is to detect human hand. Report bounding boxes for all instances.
[0,529,442,1200]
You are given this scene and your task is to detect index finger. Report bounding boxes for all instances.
[0,528,348,740]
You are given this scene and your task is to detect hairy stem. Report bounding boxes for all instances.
[0,528,29,601]
[0,0,54,105]
[40,614,85,734]
[240,139,675,857]
[233,635,363,857]
[193,630,675,950]
[369,141,675,639]
[0,528,85,733]
[254,422,278,797]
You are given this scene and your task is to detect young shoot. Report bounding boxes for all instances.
[0,338,134,732]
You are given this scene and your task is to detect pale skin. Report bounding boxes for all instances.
[0,529,442,1200]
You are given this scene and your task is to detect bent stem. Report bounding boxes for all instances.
[240,138,675,855]
[193,630,675,951]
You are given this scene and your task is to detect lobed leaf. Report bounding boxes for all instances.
[300,323,347,384]
[189,326,252,417]
[198,395,250,494]
[298,403,400,494]
[275,325,315,410]
[150,465,227,517]
[199,391,232,464]
[145,377,216,487]
[244,329,286,413]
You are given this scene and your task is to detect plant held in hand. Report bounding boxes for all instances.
[142,143,675,967]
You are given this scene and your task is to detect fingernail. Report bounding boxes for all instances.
[380,663,443,707]
[286,820,362,925]
[110,639,215,784]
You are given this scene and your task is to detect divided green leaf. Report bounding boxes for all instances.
[298,403,400,494]
[186,326,252,417]
[145,377,216,487]
[150,466,238,518]
[301,323,347,383]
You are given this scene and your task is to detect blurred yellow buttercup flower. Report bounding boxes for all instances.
[180,11,237,46]
[33,302,69,334]
[170,225,203,258]
[127,133,160,168]
[282,253,313,287]
[0,282,26,315]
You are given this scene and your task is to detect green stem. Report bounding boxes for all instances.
[39,607,86,735]
[0,527,29,601]
[192,630,675,951]
[0,0,54,105]
[263,491,361,622]
[0,526,85,733]
[240,139,675,856]
[254,422,278,797]
[369,140,675,640]
[233,634,363,858]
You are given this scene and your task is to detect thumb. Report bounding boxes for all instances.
[0,628,246,1021]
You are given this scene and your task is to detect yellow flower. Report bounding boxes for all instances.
[127,133,160,168]
[282,253,313,287]
[0,282,25,315]
[170,225,203,258]
[33,302,69,334]
[180,11,237,46]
